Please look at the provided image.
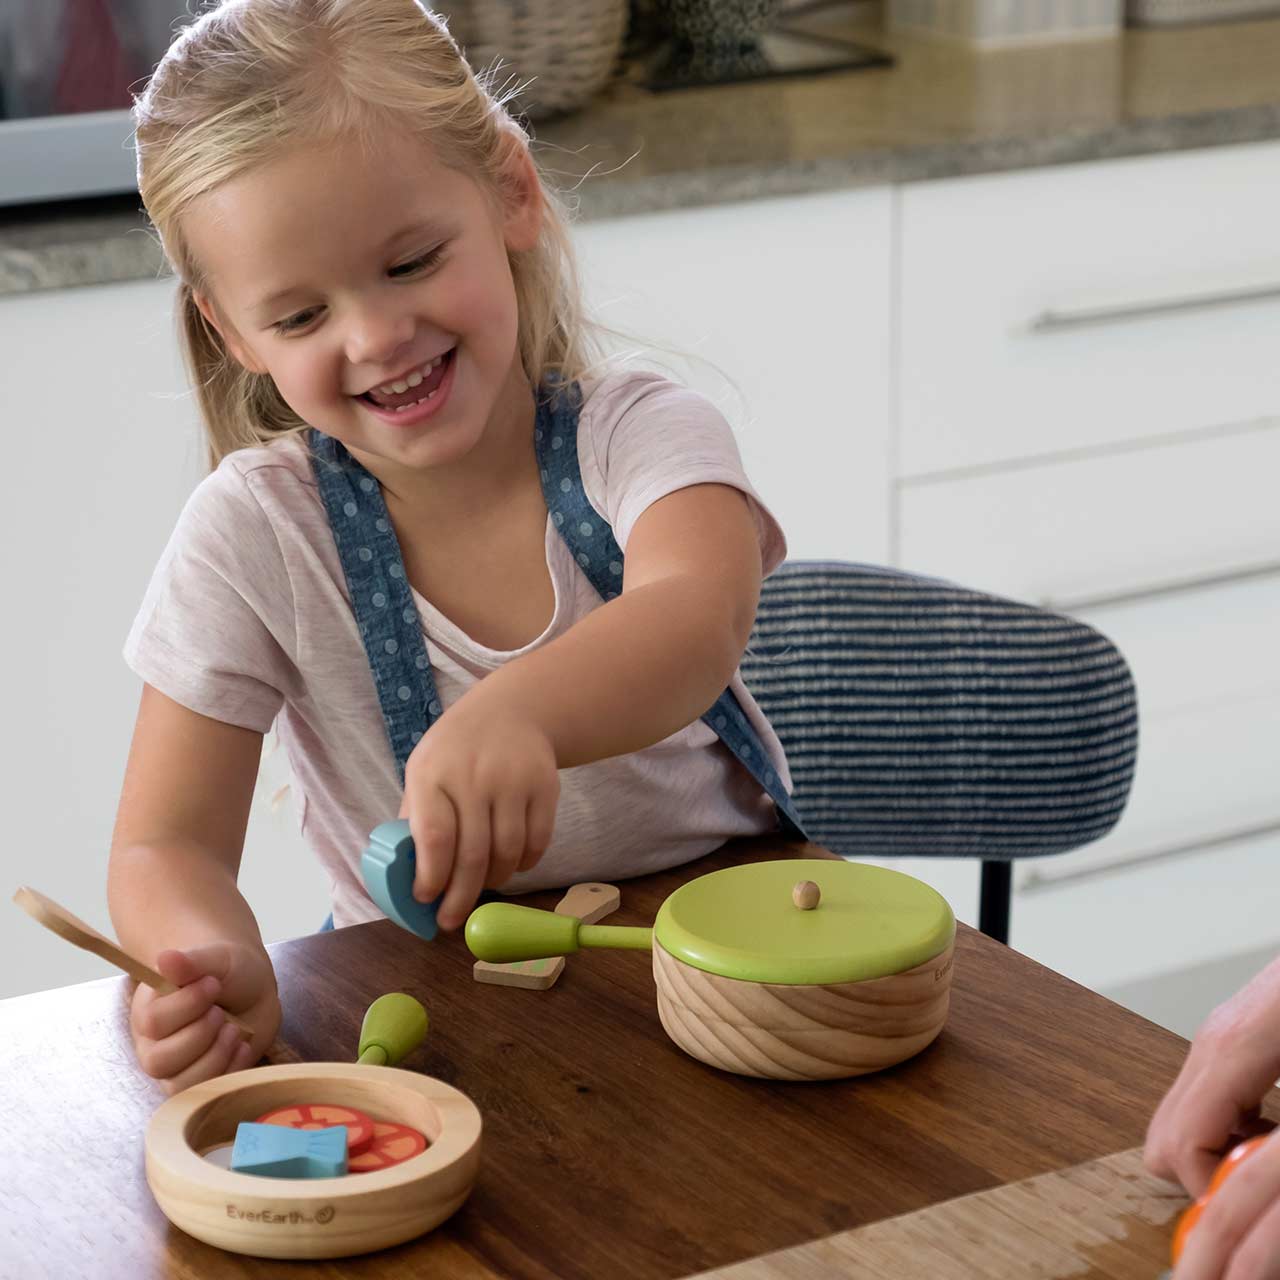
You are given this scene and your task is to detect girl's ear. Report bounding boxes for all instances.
[193,288,268,375]
[499,138,543,254]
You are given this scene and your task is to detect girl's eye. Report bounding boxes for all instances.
[388,246,445,278]
[274,307,322,335]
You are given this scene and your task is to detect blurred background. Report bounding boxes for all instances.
[2,0,1277,1040]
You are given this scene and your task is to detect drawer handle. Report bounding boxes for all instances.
[1030,280,1280,333]
[1043,558,1280,614]
[1019,819,1280,893]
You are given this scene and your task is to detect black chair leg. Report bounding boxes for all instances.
[978,860,1012,944]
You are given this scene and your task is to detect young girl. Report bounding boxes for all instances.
[111,0,804,1096]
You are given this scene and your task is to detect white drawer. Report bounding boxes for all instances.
[573,188,894,563]
[1015,570,1280,890]
[1022,685,1280,887]
[897,419,1280,606]
[1013,828,1280,994]
[1085,569,1280,719]
[898,141,1280,478]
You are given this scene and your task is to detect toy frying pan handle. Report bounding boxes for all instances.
[361,820,440,941]
[465,902,652,964]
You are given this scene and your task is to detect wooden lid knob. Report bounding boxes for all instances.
[792,880,821,910]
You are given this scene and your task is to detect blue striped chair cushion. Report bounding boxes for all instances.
[741,562,1138,861]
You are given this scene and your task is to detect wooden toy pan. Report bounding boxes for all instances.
[145,994,481,1260]
[466,859,956,1082]
[146,1062,481,1259]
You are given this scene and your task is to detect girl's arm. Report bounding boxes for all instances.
[109,685,280,1088]
[405,482,769,928]
[465,481,763,765]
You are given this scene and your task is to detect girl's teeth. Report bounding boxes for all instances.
[370,351,451,400]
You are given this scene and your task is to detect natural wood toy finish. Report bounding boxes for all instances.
[473,882,621,990]
[466,860,957,1081]
[652,938,955,1080]
[12,886,254,1037]
[145,1062,482,1260]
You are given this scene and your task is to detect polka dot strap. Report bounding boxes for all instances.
[308,432,442,782]
[533,382,808,840]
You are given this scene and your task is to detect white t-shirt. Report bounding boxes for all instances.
[125,369,794,926]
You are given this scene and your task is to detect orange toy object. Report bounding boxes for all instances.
[255,1102,376,1156]
[348,1121,429,1172]
[1172,1135,1270,1264]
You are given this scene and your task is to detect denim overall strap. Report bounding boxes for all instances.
[533,383,809,840]
[309,432,442,781]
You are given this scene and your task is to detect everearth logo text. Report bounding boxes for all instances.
[226,1204,336,1226]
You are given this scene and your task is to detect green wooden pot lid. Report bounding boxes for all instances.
[653,860,955,985]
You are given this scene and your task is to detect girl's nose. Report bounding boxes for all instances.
[344,300,416,369]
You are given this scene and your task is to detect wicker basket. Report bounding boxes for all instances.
[443,0,629,119]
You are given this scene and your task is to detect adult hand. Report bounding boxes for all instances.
[1146,955,1280,1196]
[1146,955,1280,1278]
[1170,1132,1280,1279]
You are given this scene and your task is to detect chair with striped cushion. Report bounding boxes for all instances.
[740,562,1138,944]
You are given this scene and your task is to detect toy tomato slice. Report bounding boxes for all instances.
[255,1103,376,1156]
[347,1121,428,1172]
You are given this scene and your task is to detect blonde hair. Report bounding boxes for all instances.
[134,0,604,468]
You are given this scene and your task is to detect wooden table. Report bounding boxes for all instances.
[2,836,1194,1279]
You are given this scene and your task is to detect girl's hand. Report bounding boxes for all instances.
[400,701,559,931]
[1172,1130,1280,1279]
[1145,956,1280,1198]
[130,943,279,1095]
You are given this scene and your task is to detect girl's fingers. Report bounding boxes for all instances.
[132,973,221,1043]
[160,1019,247,1097]
[228,1037,260,1073]
[487,793,527,888]
[410,786,457,904]
[437,796,490,931]
[154,947,208,989]
[519,782,558,873]
[137,1002,228,1084]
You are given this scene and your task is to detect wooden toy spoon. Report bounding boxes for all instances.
[12,885,253,1039]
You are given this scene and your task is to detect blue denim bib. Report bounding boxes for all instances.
[308,382,806,838]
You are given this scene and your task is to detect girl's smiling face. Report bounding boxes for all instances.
[184,127,541,478]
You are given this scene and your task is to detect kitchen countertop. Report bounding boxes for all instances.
[4,8,1280,297]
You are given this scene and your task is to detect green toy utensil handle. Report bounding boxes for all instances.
[465,902,652,964]
[356,992,429,1066]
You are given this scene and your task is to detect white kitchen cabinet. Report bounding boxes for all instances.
[0,279,329,999]
[898,419,1280,607]
[897,139,1280,479]
[573,187,895,565]
[891,146,1280,1028]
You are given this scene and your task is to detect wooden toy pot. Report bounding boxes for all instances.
[467,860,956,1081]
[145,1062,481,1259]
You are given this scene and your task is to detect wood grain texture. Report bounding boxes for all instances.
[652,939,953,1079]
[0,835,1225,1279]
[685,1147,1189,1278]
